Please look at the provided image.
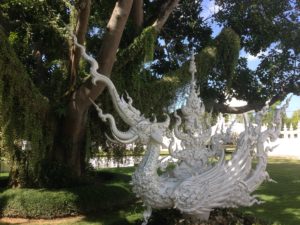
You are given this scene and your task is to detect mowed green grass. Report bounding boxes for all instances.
[0,172,8,178]
[241,157,300,225]
[64,158,300,225]
[1,158,300,225]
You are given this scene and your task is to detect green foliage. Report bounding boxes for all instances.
[143,27,157,63]
[0,0,298,188]
[0,0,72,187]
[283,109,300,129]
[137,27,241,112]
[196,46,217,78]
[215,0,296,54]
[95,26,174,120]
[2,160,300,224]
[111,26,240,118]
[214,0,299,106]
[215,28,240,89]
[93,143,145,169]
[0,0,69,99]
[0,169,136,219]
[115,26,157,71]
[149,0,212,76]
[38,161,78,189]
[262,102,281,125]
[242,158,300,225]
[0,26,55,186]
[0,188,78,218]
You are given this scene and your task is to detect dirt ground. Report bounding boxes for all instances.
[0,216,85,225]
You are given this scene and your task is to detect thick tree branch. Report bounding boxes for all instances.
[62,0,180,176]
[68,0,134,113]
[114,0,181,73]
[152,0,180,32]
[86,0,134,100]
[132,0,144,31]
[69,0,91,88]
[212,102,265,114]
[212,93,288,114]
[62,1,134,177]
[95,0,133,75]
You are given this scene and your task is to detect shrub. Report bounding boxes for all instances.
[0,169,136,218]
[0,188,78,218]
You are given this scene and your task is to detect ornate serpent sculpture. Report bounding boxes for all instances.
[73,35,288,224]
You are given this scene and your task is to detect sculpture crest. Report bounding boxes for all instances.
[73,35,288,224]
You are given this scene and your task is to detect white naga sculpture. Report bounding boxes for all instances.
[73,35,288,224]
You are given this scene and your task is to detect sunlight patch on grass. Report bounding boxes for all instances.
[240,158,300,225]
[257,194,278,202]
[283,208,300,217]
[100,167,136,175]
[106,183,131,191]
[1,158,300,225]
[255,208,265,213]
[0,172,8,177]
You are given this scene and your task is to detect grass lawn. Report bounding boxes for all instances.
[0,172,9,178]
[0,157,299,225]
[241,157,300,225]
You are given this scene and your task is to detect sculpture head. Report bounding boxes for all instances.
[134,114,170,146]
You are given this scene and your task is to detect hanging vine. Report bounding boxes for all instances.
[0,27,54,187]
[108,27,240,119]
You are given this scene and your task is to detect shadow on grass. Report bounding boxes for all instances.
[0,189,14,218]
[1,161,300,225]
[73,203,144,225]
[0,169,139,222]
[0,175,9,188]
[241,160,300,225]
[0,174,12,217]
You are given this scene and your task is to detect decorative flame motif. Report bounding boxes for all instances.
[73,35,289,224]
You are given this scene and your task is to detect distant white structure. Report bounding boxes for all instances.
[269,122,300,158]
[280,122,300,139]
[222,118,300,158]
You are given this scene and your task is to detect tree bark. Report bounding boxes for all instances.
[152,0,180,32]
[211,93,287,114]
[69,0,91,89]
[53,0,92,178]
[132,0,144,31]
[61,0,179,178]
[61,0,134,177]
[212,101,265,114]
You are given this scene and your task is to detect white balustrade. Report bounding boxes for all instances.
[280,122,300,139]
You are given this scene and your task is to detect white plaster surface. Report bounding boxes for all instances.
[268,139,300,159]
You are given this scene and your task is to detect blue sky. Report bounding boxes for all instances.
[200,0,300,117]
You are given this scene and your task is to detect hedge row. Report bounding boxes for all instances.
[0,170,136,219]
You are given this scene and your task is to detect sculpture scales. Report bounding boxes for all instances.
[73,35,288,224]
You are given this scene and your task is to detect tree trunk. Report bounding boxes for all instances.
[132,0,144,32]
[69,0,91,89]
[58,0,134,178]
[52,0,180,181]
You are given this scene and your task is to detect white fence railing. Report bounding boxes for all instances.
[1,122,300,172]
[280,122,300,139]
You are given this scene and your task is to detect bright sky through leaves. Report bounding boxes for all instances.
[201,0,299,117]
